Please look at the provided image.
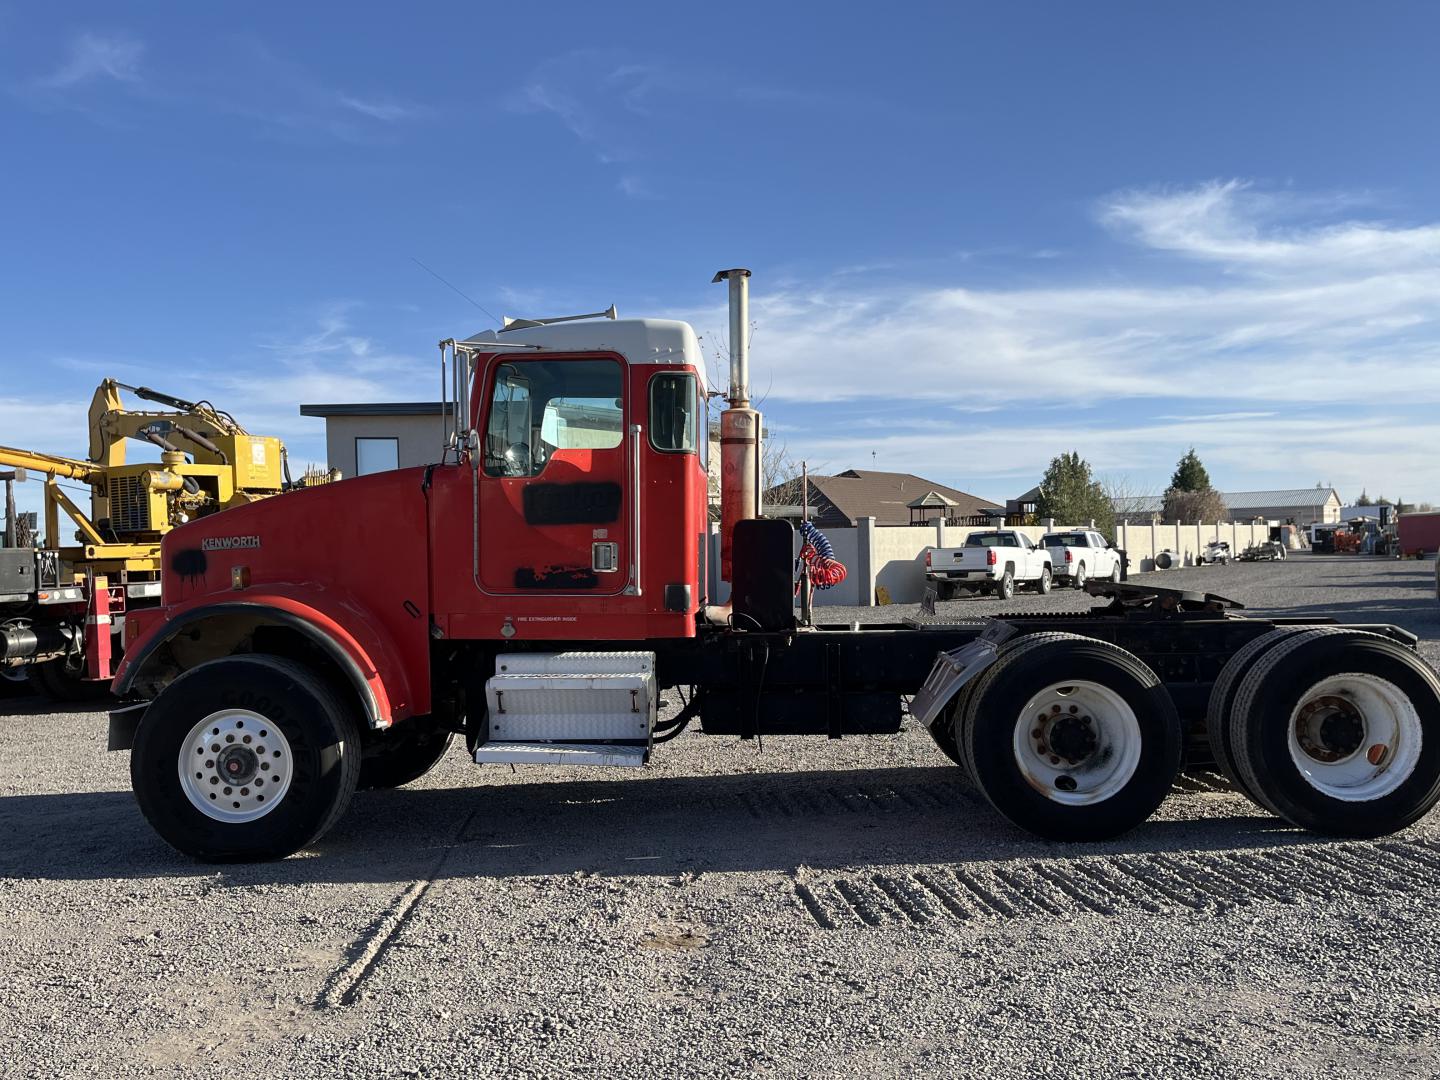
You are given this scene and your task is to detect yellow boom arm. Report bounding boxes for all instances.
[0,445,101,483]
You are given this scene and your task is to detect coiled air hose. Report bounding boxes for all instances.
[796,521,848,591]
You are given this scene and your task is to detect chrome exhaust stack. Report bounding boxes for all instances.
[712,268,759,580]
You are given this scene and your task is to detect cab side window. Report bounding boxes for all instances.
[649,372,698,453]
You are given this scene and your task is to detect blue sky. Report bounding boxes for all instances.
[3,2,1439,524]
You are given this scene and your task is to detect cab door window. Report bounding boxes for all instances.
[484,359,623,477]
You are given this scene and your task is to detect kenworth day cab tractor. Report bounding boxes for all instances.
[109,269,1440,862]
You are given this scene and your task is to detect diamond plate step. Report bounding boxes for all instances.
[472,741,649,767]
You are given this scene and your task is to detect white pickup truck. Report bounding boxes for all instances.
[924,530,1052,601]
[1040,529,1124,589]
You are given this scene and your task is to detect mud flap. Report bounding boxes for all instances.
[107,700,149,751]
[908,622,1018,731]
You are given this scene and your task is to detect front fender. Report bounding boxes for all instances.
[113,589,424,730]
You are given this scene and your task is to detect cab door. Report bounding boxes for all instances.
[474,355,632,597]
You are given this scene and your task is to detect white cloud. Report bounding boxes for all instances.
[1101,180,1440,272]
[336,94,414,122]
[36,31,144,89]
[667,181,1440,413]
[617,174,657,199]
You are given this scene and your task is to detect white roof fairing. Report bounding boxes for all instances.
[464,318,705,387]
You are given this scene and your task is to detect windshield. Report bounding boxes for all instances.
[1042,533,1087,547]
[965,533,1015,548]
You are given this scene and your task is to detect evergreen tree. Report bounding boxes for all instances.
[1169,448,1211,493]
[1355,490,1373,506]
[1034,451,1115,535]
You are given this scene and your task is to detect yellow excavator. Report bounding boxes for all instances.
[0,379,328,699]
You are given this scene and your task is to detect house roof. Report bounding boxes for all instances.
[772,469,1000,526]
[1113,488,1343,516]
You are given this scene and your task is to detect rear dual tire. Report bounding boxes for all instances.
[1224,629,1440,837]
[359,725,454,789]
[948,633,1182,841]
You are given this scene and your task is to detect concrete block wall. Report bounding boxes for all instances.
[709,518,1278,608]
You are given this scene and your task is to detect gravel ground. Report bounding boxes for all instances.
[3,554,1440,1078]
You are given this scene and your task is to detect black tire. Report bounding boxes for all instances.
[936,580,957,602]
[130,655,362,862]
[958,632,1182,841]
[31,659,111,702]
[1204,627,1311,803]
[1036,567,1052,595]
[1109,563,1122,584]
[996,571,1015,602]
[1231,629,1440,837]
[0,669,31,698]
[1073,563,1087,590]
[359,724,454,789]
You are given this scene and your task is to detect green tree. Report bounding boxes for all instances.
[1162,486,1229,523]
[1355,490,1373,506]
[1169,448,1211,493]
[1035,451,1115,535]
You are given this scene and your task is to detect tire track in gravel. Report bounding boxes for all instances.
[317,809,479,1008]
[795,838,1440,929]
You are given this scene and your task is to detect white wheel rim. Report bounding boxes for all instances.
[178,709,293,823]
[1287,673,1422,801]
[1012,681,1142,805]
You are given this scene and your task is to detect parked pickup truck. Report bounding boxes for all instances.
[925,530,1052,601]
[1040,529,1124,589]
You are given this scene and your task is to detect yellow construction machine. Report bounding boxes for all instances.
[0,379,310,698]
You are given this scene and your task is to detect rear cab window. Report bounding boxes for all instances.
[965,532,1016,548]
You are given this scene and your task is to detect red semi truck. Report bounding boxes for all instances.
[110,269,1440,861]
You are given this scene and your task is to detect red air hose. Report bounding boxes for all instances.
[796,521,848,591]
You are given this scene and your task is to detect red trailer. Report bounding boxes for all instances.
[108,269,1440,862]
[1399,511,1440,558]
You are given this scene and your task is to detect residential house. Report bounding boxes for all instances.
[764,469,1001,527]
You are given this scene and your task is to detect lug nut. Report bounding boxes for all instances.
[1049,755,1061,765]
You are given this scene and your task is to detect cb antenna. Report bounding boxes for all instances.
[410,256,501,327]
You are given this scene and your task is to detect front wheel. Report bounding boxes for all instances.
[1109,563,1122,584]
[130,655,363,862]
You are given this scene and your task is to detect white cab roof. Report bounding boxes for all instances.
[465,318,704,372]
